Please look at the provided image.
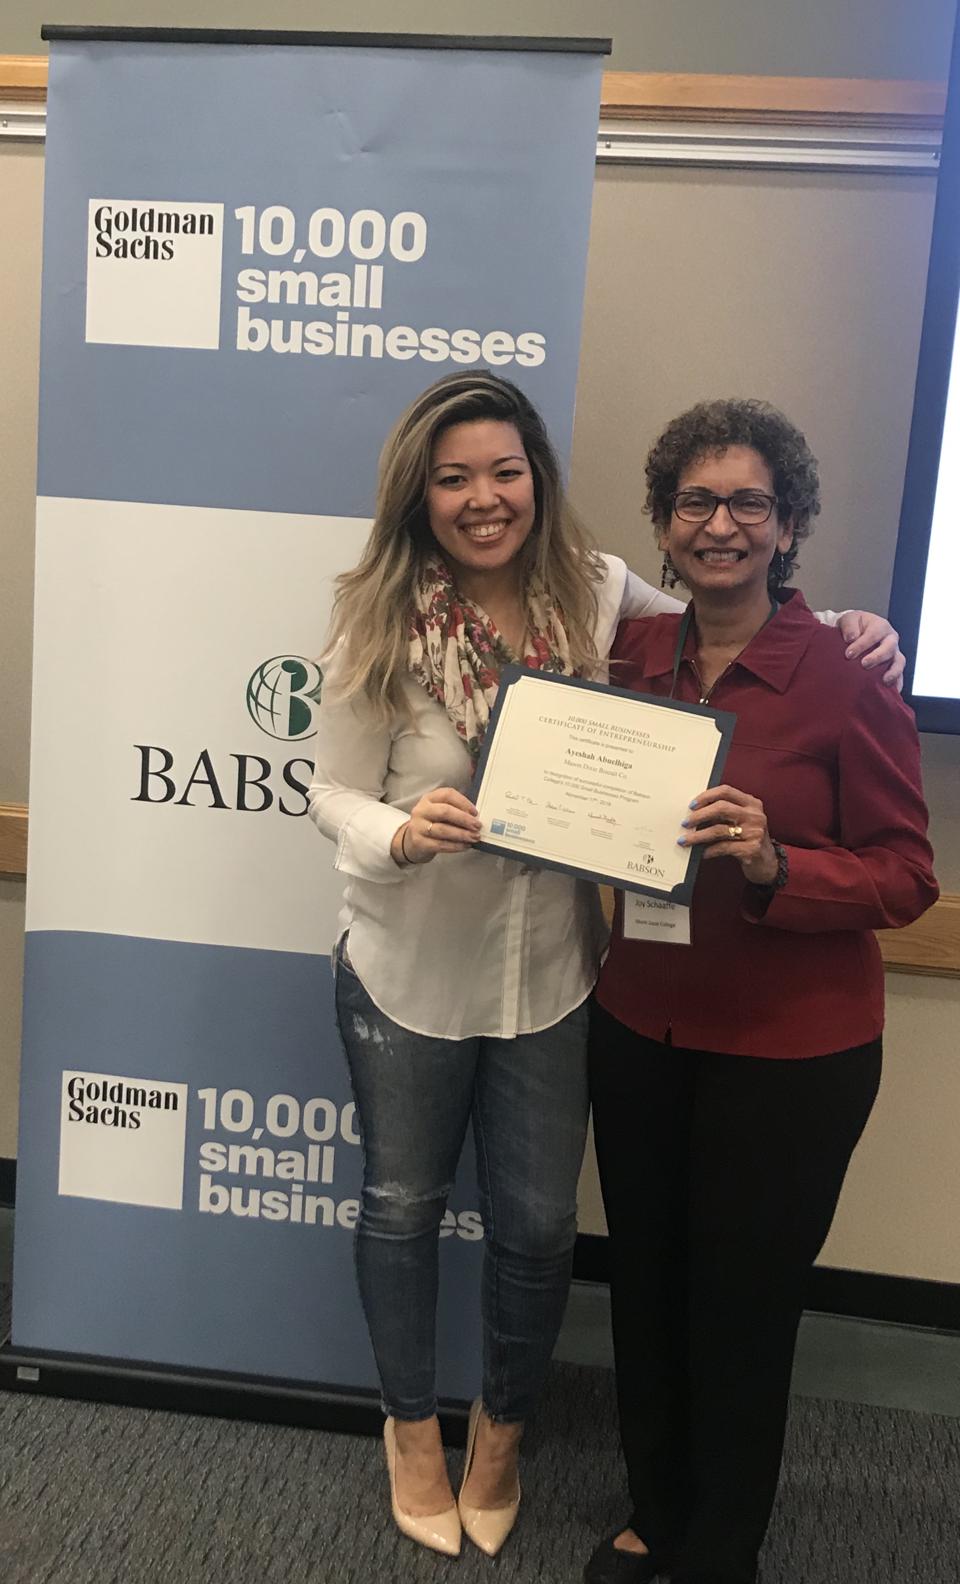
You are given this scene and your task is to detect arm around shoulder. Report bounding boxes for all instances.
[748,678,938,934]
[619,564,685,620]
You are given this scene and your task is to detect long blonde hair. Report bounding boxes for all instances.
[325,371,603,718]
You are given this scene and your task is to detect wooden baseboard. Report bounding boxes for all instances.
[877,893,960,977]
[0,56,947,131]
[0,805,27,880]
[0,54,47,102]
[600,71,946,128]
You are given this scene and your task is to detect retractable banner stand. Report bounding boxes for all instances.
[10,26,608,1418]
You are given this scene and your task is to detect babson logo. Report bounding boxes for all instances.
[131,745,313,815]
[131,656,320,817]
[246,656,322,741]
[626,855,667,880]
[59,1070,189,1211]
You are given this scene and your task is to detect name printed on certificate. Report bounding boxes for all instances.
[472,669,734,904]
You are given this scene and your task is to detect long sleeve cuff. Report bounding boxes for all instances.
[743,843,938,934]
[333,801,411,883]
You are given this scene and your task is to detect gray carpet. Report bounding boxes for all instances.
[0,1353,958,1584]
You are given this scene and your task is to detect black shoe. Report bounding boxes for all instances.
[583,1534,666,1584]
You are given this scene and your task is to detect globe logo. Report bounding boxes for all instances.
[246,656,323,741]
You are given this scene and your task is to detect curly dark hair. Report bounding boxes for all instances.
[644,398,821,589]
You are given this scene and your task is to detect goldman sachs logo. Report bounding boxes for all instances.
[131,656,322,816]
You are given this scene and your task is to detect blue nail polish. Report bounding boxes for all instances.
[677,836,688,846]
[681,818,691,828]
[688,800,698,809]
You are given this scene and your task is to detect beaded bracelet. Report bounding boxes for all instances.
[751,838,789,897]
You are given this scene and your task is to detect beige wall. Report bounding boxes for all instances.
[571,166,939,620]
[824,975,960,1281]
[565,165,960,1280]
[0,142,41,808]
[0,141,41,1158]
[1,0,957,81]
[2,114,959,1279]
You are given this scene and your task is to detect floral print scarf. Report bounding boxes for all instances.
[408,553,573,766]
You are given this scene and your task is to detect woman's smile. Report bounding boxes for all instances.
[460,518,512,543]
[427,418,536,582]
[694,547,748,564]
[662,444,793,596]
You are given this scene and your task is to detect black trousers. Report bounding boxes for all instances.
[589,1000,882,1584]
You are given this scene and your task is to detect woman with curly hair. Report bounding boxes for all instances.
[584,399,938,1584]
[308,374,902,1561]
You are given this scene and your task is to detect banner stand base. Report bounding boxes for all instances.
[0,1343,471,1445]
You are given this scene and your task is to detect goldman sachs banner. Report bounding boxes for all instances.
[11,27,608,1409]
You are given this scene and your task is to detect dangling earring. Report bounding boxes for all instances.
[771,549,788,587]
[660,551,680,589]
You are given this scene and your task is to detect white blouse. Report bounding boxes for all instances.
[308,557,678,1039]
[308,559,841,1040]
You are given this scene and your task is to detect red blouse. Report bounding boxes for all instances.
[595,592,939,1058]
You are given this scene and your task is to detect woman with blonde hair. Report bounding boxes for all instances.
[308,372,901,1560]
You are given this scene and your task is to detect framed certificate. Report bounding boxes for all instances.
[469,667,735,905]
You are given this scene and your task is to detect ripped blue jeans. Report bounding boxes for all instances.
[334,942,590,1422]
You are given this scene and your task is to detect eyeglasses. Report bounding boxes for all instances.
[670,488,779,527]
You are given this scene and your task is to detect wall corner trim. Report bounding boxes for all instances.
[0,805,27,879]
[600,71,946,128]
[0,54,47,100]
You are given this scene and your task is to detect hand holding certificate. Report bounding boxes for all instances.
[470,667,735,905]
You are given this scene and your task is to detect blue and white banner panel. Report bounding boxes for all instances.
[15,30,606,1400]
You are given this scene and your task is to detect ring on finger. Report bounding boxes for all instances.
[425,820,434,837]
[728,824,743,840]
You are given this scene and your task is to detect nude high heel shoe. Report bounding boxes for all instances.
[457,1398,521,1557]
[383,1417,462,1556]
